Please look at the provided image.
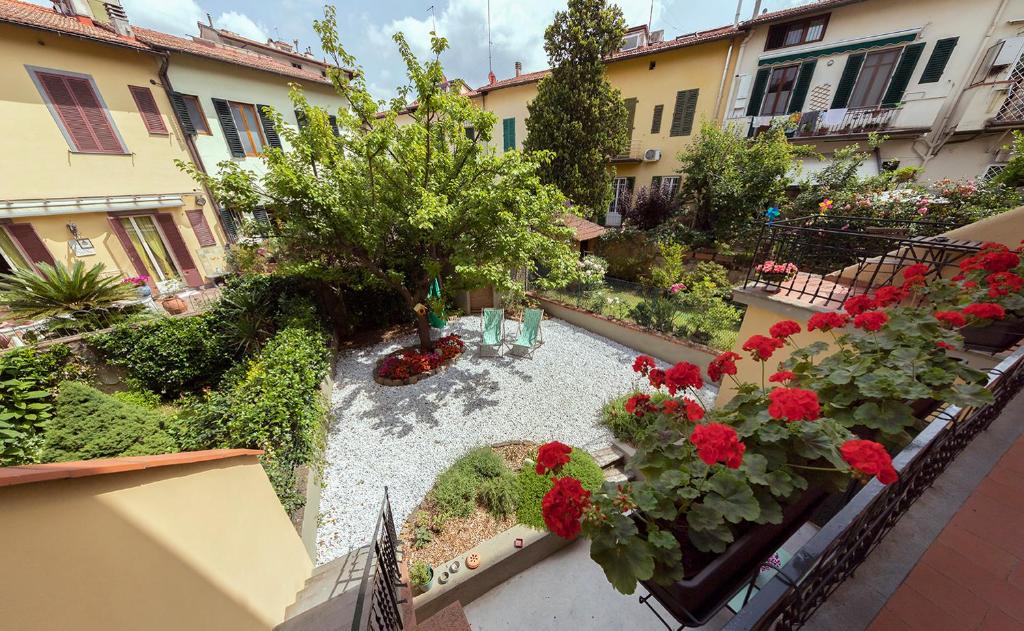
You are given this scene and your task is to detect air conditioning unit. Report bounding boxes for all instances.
[643,148,662,162]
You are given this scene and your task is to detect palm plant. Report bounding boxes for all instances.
[0,261,134,322]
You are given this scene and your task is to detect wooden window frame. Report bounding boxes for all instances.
[766,14,830,51]
[114,212,183,283]
[180,94,211,135]
[25,65,129,155]
[848,48,903,109]
[659,176,681,199]
[759,64,801,116]
[128,85,168,135]
[228,101,267,157]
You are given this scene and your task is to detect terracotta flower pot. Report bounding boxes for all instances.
[160,296,188,315]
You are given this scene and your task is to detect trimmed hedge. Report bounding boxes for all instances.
[515,447,604,530]
[41,381,177,462]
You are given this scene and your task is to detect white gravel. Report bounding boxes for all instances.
[315,315,719,563]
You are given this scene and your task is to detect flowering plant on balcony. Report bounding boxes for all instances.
[753,260,798,283]
[939,241,1024,319]
[121,275,150,288]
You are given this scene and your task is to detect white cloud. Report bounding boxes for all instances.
[215,11,269,42]
[121,0,204,36]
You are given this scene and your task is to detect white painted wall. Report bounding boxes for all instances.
[164,55,347,180]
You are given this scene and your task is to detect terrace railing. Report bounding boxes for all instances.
[725,342,1024,630]
[743,215,981,309]
[351,487,406,631]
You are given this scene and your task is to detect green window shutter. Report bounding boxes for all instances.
[219,208,239,243]
[831,54,865,109]
[256,104,282,149]
[746,68,771,116]
[624,97,638,139]
[502,117,516,151]
[787,60,817,113]
[169,92,195,135]
[211,98,245,158]
[670,89,699,137]
[920,37,959,83]
[651,176,662,190]
[882,42,926,106]
[625,176,636,192]
[328,115,340,136]
[651,104,664,133]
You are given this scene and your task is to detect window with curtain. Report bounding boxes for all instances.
[660,176,681,199]
[849,48,903,108]
[0,229,30,273]
[760,65,801,116]
[119,216,179,282]
[228,101,267,156]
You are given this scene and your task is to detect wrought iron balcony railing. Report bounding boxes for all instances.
[612,139,644,162]
[792,106,901,138]
[352,487,406,631]
[742,215,982,309]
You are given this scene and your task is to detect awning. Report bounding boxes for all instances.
[0,194,185,219]
[758,31,919,67]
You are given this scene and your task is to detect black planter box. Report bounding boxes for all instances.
[962,318,1024,353]
[638,489,827,627]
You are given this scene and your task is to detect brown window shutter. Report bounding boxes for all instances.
[36,72,100,153]
[128,85,168,134]
[186,209,216,246]
[106,216,152,285]
[155,214,203,287]
[65,76,123,153]
[6,223,55,267]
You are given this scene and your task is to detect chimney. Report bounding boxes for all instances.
[514,61,522,77]
[488,71,497,85]
[84,0,131,36]
[206,12,213,26]
[52,0,94,23]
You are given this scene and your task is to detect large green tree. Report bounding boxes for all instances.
[523,0,629,218]
[183,8,577,350]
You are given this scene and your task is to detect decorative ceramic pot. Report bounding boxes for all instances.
[160,296,188,315]
[135,285,152,299]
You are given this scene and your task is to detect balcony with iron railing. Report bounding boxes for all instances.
[611,138,644,163]
[733,104,930,141]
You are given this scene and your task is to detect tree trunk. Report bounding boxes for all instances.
[415,312,433,351]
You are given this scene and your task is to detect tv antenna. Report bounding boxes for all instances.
[427,5,437,33]
[487,0,493,75]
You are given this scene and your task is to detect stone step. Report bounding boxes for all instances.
[416,601,471,631]
[591,445,623,469]
[285,546,371,621]
[603,466,629,484]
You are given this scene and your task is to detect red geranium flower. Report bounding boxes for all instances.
[769,370,796,383]
[936,340,954,351]
[684,398,705,421]
[689,423,745,469]
[769,319,801,340]
[840,439,898,485]
[807,312,849,332]
[960,248,1020,274]
[660,399,680,416]
[843,294,876,316]
[541,477,591,539]
[853,310,889,332]
[934,310,966,328]
[535,441,572,475]
[742,334,785,362]
[768,387,821,422]
[707,351,740,383]
[873,285,907,307]
[985,271,1024,298]
[624,394,657,418]
[632,355,656,376]
[963,302,1006,320]
[901,263,930,280]
[648,368,666,389]
[664,362,703,395]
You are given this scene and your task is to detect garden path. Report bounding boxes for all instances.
[316,316,718,562]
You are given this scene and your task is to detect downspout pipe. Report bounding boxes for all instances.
[155,51,233,246]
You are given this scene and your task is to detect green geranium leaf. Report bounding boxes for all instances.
[647,528,678,551]
[590,535,655,595]
[706,471,760,524]
[948,382,994,408]
[687,501,724,531]
[742,453,769,485]
[687,521,735,553]
[753,487,784,525]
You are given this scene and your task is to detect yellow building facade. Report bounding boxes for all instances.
[0,3,228,293]
[461,25,742,222]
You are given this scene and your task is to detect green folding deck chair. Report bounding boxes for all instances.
[479,308,506,357]
[509,308,544,358]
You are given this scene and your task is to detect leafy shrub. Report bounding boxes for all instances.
[680,262,733,299]
[428,447,511,522]
[601,390,673,444]
[88,314,231,399]
[676,283,743,349]
[0,344,90,465]
[111,388,163,409]
[41,381,177,462]
[479,473,517,519]
[630,296,678,333]
[515,447,603,529]
[410,560,433,588]
[623,185,679,230]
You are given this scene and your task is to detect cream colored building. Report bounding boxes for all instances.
[725,0,1024,181]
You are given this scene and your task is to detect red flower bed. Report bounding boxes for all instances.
[376,334,465,381]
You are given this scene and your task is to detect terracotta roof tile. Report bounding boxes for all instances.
[562,214,608,242]
[0,449,264,488]
[743,0,867,26]
[0,0,148,50]
[134,27,333,85]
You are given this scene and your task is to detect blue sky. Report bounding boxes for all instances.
[29,0,813,98]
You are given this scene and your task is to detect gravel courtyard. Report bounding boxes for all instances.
[315,315,718,563]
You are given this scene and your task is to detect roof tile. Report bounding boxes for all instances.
[0,0,148,49]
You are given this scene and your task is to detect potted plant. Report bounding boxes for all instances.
[410,560,434,595]
[752,260,798,293]
[156,278,188,315]
[122,275,151,299]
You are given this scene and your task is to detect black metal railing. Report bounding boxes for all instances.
[352,487,406,631]
[743,215,981,308]
[724,343,1024,630]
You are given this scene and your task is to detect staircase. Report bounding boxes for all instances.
[276,488,472,631]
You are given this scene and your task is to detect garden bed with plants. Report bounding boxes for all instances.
[373,334,466,386]
[400,441,604,593]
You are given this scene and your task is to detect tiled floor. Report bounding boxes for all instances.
[868,433,1024,631]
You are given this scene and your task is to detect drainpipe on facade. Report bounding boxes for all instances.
[920,0,1011,168]
[154,51,233,248]
[715,33,743,122]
